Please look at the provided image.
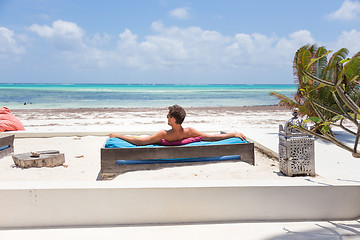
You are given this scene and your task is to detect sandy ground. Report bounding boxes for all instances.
[0,136,282,181]
[1,105,359,183]
[0,105,290,181]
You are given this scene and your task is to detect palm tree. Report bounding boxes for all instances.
[271,44,350,131]
[271,44,360,157]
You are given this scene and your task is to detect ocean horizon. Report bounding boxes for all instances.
[0,83,296,109]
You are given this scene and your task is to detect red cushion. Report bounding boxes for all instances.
[0,107,25,132]
[160,136,202,146]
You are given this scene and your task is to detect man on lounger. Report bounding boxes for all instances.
[109,105,246,146]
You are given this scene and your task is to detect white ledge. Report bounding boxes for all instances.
[0,181,359,228]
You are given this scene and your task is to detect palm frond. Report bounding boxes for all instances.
[269,91,297,108]
[324,48,349,82]
[342,57,360,87]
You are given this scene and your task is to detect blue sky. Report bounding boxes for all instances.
[1,0,360,84]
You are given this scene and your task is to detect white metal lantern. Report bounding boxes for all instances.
[278,108,315,177]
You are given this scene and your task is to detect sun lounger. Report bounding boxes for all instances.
[100,137,254,180]
[0,134,14,159]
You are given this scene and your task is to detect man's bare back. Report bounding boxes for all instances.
[163,127,199,141]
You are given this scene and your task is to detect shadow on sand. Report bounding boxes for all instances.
[267,221,360,240]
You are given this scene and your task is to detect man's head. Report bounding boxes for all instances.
[168,105,186,124]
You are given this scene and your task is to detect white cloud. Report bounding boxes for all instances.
[27,20,115,69]
[30,20,84,39]
[327,0,360,20]
[28,20,86,50]
[114,24,233,70]
[151,21,165,32]
[115,29,144,68]
[86,32,111,46]
[0,27,26,58]
[329,29,360,55]
[223,30,315,68]
[23,19,358,80]
[169,7,190,20]
[28,24,53,38]
[118,29,138,47]
[25,20,315,72]
[276,30,315,55]
[107,23,317,72]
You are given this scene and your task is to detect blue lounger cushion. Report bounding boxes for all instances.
[115,155,241,165]
[104,137,247,165]
[105,137,247,148]
[0,145,10,151]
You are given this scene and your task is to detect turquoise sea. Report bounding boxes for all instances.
[0,84,296,109]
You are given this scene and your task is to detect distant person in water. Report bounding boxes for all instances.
[109,104,247,146]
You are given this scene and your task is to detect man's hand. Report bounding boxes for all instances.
[235,132,247,141]
[109,133,117,138]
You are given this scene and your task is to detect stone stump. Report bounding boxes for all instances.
[12,150,65,168]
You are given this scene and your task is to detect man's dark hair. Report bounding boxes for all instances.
[168,105,186,124]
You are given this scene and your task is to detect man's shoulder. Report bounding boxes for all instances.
[185,127,197,134]
[157,129,167,135]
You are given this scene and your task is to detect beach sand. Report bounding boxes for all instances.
[0,135,282,181]
[0,105,291,181]
[2,105,359,183]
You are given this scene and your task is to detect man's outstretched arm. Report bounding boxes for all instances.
[109,130,166,146]
[189,128,247,141]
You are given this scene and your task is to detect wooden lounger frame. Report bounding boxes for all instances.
[0,134,15,159]
[100,140,254,180]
